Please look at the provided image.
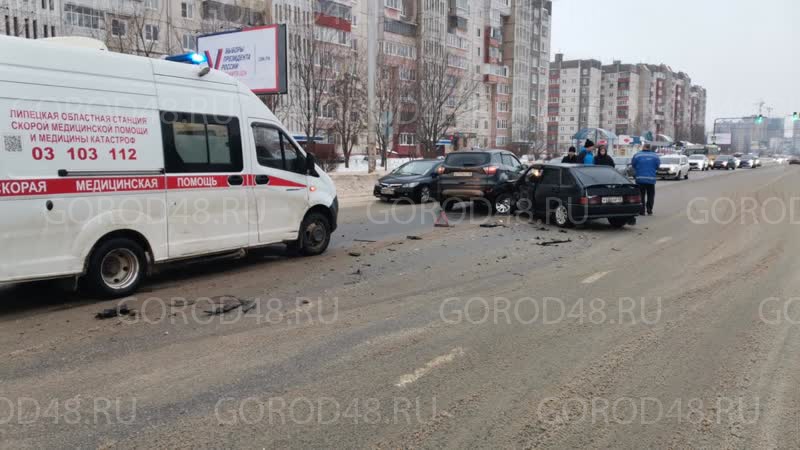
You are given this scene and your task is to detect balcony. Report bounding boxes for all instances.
[385,18,417,37]
[314,0,352,32]
[202,0,265,25]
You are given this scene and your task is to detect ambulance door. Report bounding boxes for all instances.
[161,112,249,258]
[249,121,309,243]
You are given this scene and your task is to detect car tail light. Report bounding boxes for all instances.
[436,166,445,174]
[579,196,601,205]
[483,165,498,175]
[625,195,641,204]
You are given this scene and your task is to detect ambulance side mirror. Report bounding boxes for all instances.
[305,152,319,177]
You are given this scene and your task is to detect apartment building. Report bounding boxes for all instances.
[546,54,602,150]
[689,85,707,142]
[2,0,552,157]
[1,0,60,39]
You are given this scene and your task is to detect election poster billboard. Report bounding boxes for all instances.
[197,25,288,94]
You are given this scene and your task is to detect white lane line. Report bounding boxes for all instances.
[395,347,465,388]
[655,236,673,244]
[581,271,611,284]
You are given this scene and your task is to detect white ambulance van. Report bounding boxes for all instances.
[0,36,338,297]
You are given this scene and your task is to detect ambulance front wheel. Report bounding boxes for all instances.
[85,237,148,298]
[291,211,331,256]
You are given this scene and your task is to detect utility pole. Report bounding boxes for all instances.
[366,0,378,173]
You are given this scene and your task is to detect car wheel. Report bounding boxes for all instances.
[416,185,432,204]
[85,237,148,298]
[293,211,331,256]
[493,193,513,215]
[552,204,572,228]
[608,217,630,229]
[684,171,689,180]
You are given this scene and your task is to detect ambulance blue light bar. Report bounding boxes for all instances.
[165,52,207,65]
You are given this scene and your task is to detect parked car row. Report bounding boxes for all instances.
[376,150,641,228]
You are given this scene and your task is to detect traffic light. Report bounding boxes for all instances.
[793,112,799,122]
[755,114,764,124]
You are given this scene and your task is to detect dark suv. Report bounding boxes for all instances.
[436,150,527,214]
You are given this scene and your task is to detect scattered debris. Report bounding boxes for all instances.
[406,235,423,240]
[558,229,568,234]
[480,222,503,228]
[350,268,362,276]
[204,296,253,316]
[354,239,377,243]
[95,305,134,320]
[537,239,572,246]
[169,299,196,307]
[387,248,396,252]
[348,251,362,257]
[611,247,622,252]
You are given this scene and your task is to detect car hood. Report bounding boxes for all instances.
[378,174,430,184]
[659,164,680,169]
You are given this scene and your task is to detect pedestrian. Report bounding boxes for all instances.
[561,146,578,163]
[594,145,615,167]
[631,143,661,215]
[577,139,595,165]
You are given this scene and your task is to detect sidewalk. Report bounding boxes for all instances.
[329,171,383,206]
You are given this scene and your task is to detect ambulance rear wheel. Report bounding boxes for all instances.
[86,238,147,298]
[293,212,331,256]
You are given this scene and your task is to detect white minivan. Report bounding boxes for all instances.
[0,36,338,297]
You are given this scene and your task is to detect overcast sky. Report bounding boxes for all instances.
[551,0,800,127]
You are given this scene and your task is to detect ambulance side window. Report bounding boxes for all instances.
[252,125,283,170]
[280,134,306,175]
[161,112,243,173]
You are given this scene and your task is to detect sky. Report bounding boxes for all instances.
[550,0,800,128]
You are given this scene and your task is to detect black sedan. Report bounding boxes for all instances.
[713,155,736,170]
[374,159,442,203]
[511,163,641,228]
[739,155,755,168]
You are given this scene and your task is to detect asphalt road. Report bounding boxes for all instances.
[2,164,800,449]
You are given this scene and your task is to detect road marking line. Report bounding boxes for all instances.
[656,236,673,244]
[395,347,465,388]
[581,271,610,284]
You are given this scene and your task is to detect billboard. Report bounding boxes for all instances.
[197,25,288,94]
[709,133,731,145]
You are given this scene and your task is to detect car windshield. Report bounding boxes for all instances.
[689,155,704,160]
[717,156,731,161]
[444,152,490,167]
[391,161,437,176]
[661,157,680,164]
[571,166,631,186]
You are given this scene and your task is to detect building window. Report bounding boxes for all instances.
[384,0,402,12]
[32,19,37,38]
[399,133,416,146]
[41,0,46,9]
[64,4,103,30]
[182,33,195,51]
[145,0,159,10]
[144,24,159,42]
[51,25,55,36]
[111,19,127,37]
[398,67,416,81]
[181,1,194,18]
[43,23,48,37]
[24,18,29,38]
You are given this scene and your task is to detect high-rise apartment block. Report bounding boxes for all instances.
[548,54,707,152]
[3,0,553,157]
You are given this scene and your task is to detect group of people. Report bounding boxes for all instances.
[559,139,661,216]
[560,139,616,167]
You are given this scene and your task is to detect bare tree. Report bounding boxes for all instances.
[414,54,479,158]
[101,1,182,57]
[288,21,338,158]
[329,50,367,168]
[373,60,414,169]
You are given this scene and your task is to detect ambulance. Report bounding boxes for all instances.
[0,36,338,298]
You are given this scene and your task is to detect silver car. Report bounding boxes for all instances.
[657,155,691,180]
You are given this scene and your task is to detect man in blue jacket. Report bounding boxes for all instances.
[631,144,661,215]
[577,139,595,165]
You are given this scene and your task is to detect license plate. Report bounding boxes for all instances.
[454,172,473,177]
[602,196,623,204]
[381,187,395,195]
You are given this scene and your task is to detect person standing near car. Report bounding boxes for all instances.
[594,145,615,167]
[631,144,661,215]
[561,146,578,163]
[577,139,595,165]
